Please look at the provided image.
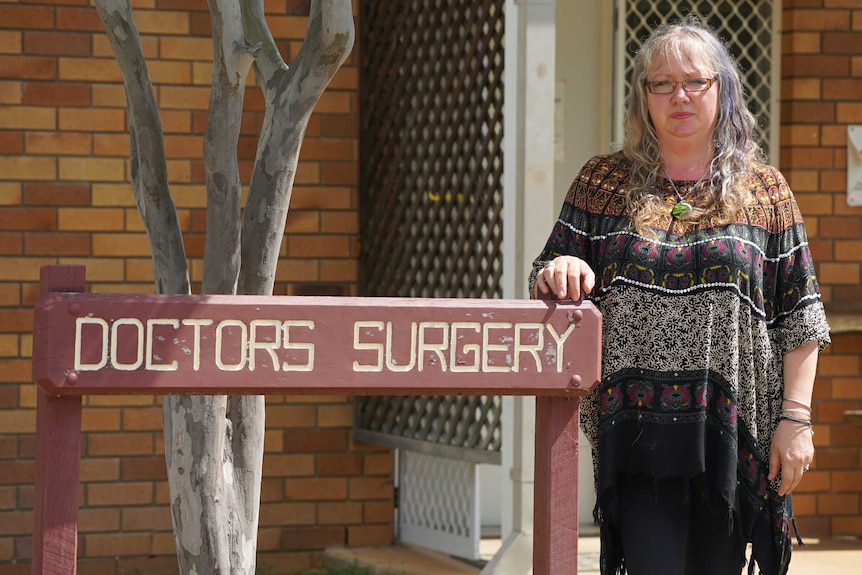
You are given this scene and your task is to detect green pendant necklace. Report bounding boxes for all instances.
[665,169,704,221]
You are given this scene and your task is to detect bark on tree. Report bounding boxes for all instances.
[93,0,355,573]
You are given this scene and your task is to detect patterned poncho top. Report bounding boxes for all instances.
[530,152,831,575]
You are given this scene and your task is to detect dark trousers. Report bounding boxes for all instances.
[617,475,747,575]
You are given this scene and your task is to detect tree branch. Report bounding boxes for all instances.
[93,0,189,295]
[202,0,259,295]
[237,0,355,295]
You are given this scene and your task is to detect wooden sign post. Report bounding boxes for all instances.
[31,264,602,575]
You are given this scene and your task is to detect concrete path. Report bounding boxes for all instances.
[325,535,862,575]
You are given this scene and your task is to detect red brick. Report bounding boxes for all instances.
[822,78,862,100]
[0,461,34,485]
[22,82,90,106]
[795,470,831,493]
[831,424,862,447]
[0,6,55,30]
[363,500,395,524]
[318,501,362,524]
[781,101,837,124]
[786,9,851,32]
[78,508,120,533]
[346,524,392,546]
[317,453,362,477]
[27,132,92,155]
[22,31,91,57]
[0,56,56,80]
[0,233,22,255]
[24,232,90,256]
[266,404,316,427]
[84,532,152,557]
[280,526,345,550]
[819,217,862,238]
[121,506,172,530]
[362,452,394,475]
[87,432,154,456]
[832,516,862,536]
[258,502,315,527]
[824,33,862,54]
[262,454,315,477]
[817,446,862,470]
[121,457,168,481]
[285,478,347,501]
[87,481,154,507]
[0,132,23,154]
[831,334,862,354]
[56,7,104,32]
[792,493,817,516]
[833,470,862,492]
[0,207,54,231]
[79,458,120,482]
[23,183,90,206]
[0,310,32,332]
[348,476,393,500]
[819,493,861,516]
[284,429,347,453]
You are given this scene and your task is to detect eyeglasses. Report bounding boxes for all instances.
[645,78,715,94]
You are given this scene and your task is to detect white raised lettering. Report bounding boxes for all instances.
[283,320,315,372]
[75,317,109,371]
[514,322,544,373]
[385,321,417,372]
[418,322,449,372]
[546,323,576,372]
[249,319,282,371]
[180,319,213,371]
[111,318,144,371]
[215,320,248,371]
[353,321,384,372]
[146,319,180,371]
[450,322,481,373]
[482,322,512,373]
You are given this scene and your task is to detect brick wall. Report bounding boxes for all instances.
[0,0,392,573]
[782,1,862,538]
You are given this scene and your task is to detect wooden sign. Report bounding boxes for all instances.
[31,265,603,575]
[33,291,601,396]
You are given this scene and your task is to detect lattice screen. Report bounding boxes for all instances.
[620,0,776,156]
[356,0,506,461]
[354,395,502,462]
[359,0,505,299]
[399,451,480,559]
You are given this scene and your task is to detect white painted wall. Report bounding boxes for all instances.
[554,0,614,525]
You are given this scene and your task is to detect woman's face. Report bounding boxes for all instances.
[646,55,719,151]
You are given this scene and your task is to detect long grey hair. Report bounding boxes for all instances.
[623,17,762,232]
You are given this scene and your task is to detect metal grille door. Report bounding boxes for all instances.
[616,0,778,158]
[358,0,506,560]
[359,0,505,299]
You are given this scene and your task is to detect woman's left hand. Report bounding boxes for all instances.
[768,419,814,497]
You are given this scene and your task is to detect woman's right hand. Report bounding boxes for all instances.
[534,256,596,301]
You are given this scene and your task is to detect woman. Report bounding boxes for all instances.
[531,18,830,575]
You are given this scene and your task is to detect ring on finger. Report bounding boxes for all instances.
[803,465,810,472]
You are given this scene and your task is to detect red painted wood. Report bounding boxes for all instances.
[30,266,603,573]
[32,290,601,397]
[32,265,85,575]
[534,396,580,575]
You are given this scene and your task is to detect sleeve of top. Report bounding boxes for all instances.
[528,163,595,298]
[763,168,831,356]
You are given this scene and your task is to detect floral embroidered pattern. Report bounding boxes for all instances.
[531,151,831,575]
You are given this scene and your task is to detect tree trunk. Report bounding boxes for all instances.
[96,0,355,572]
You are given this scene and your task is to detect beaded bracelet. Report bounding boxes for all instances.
[778,414,815,436]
